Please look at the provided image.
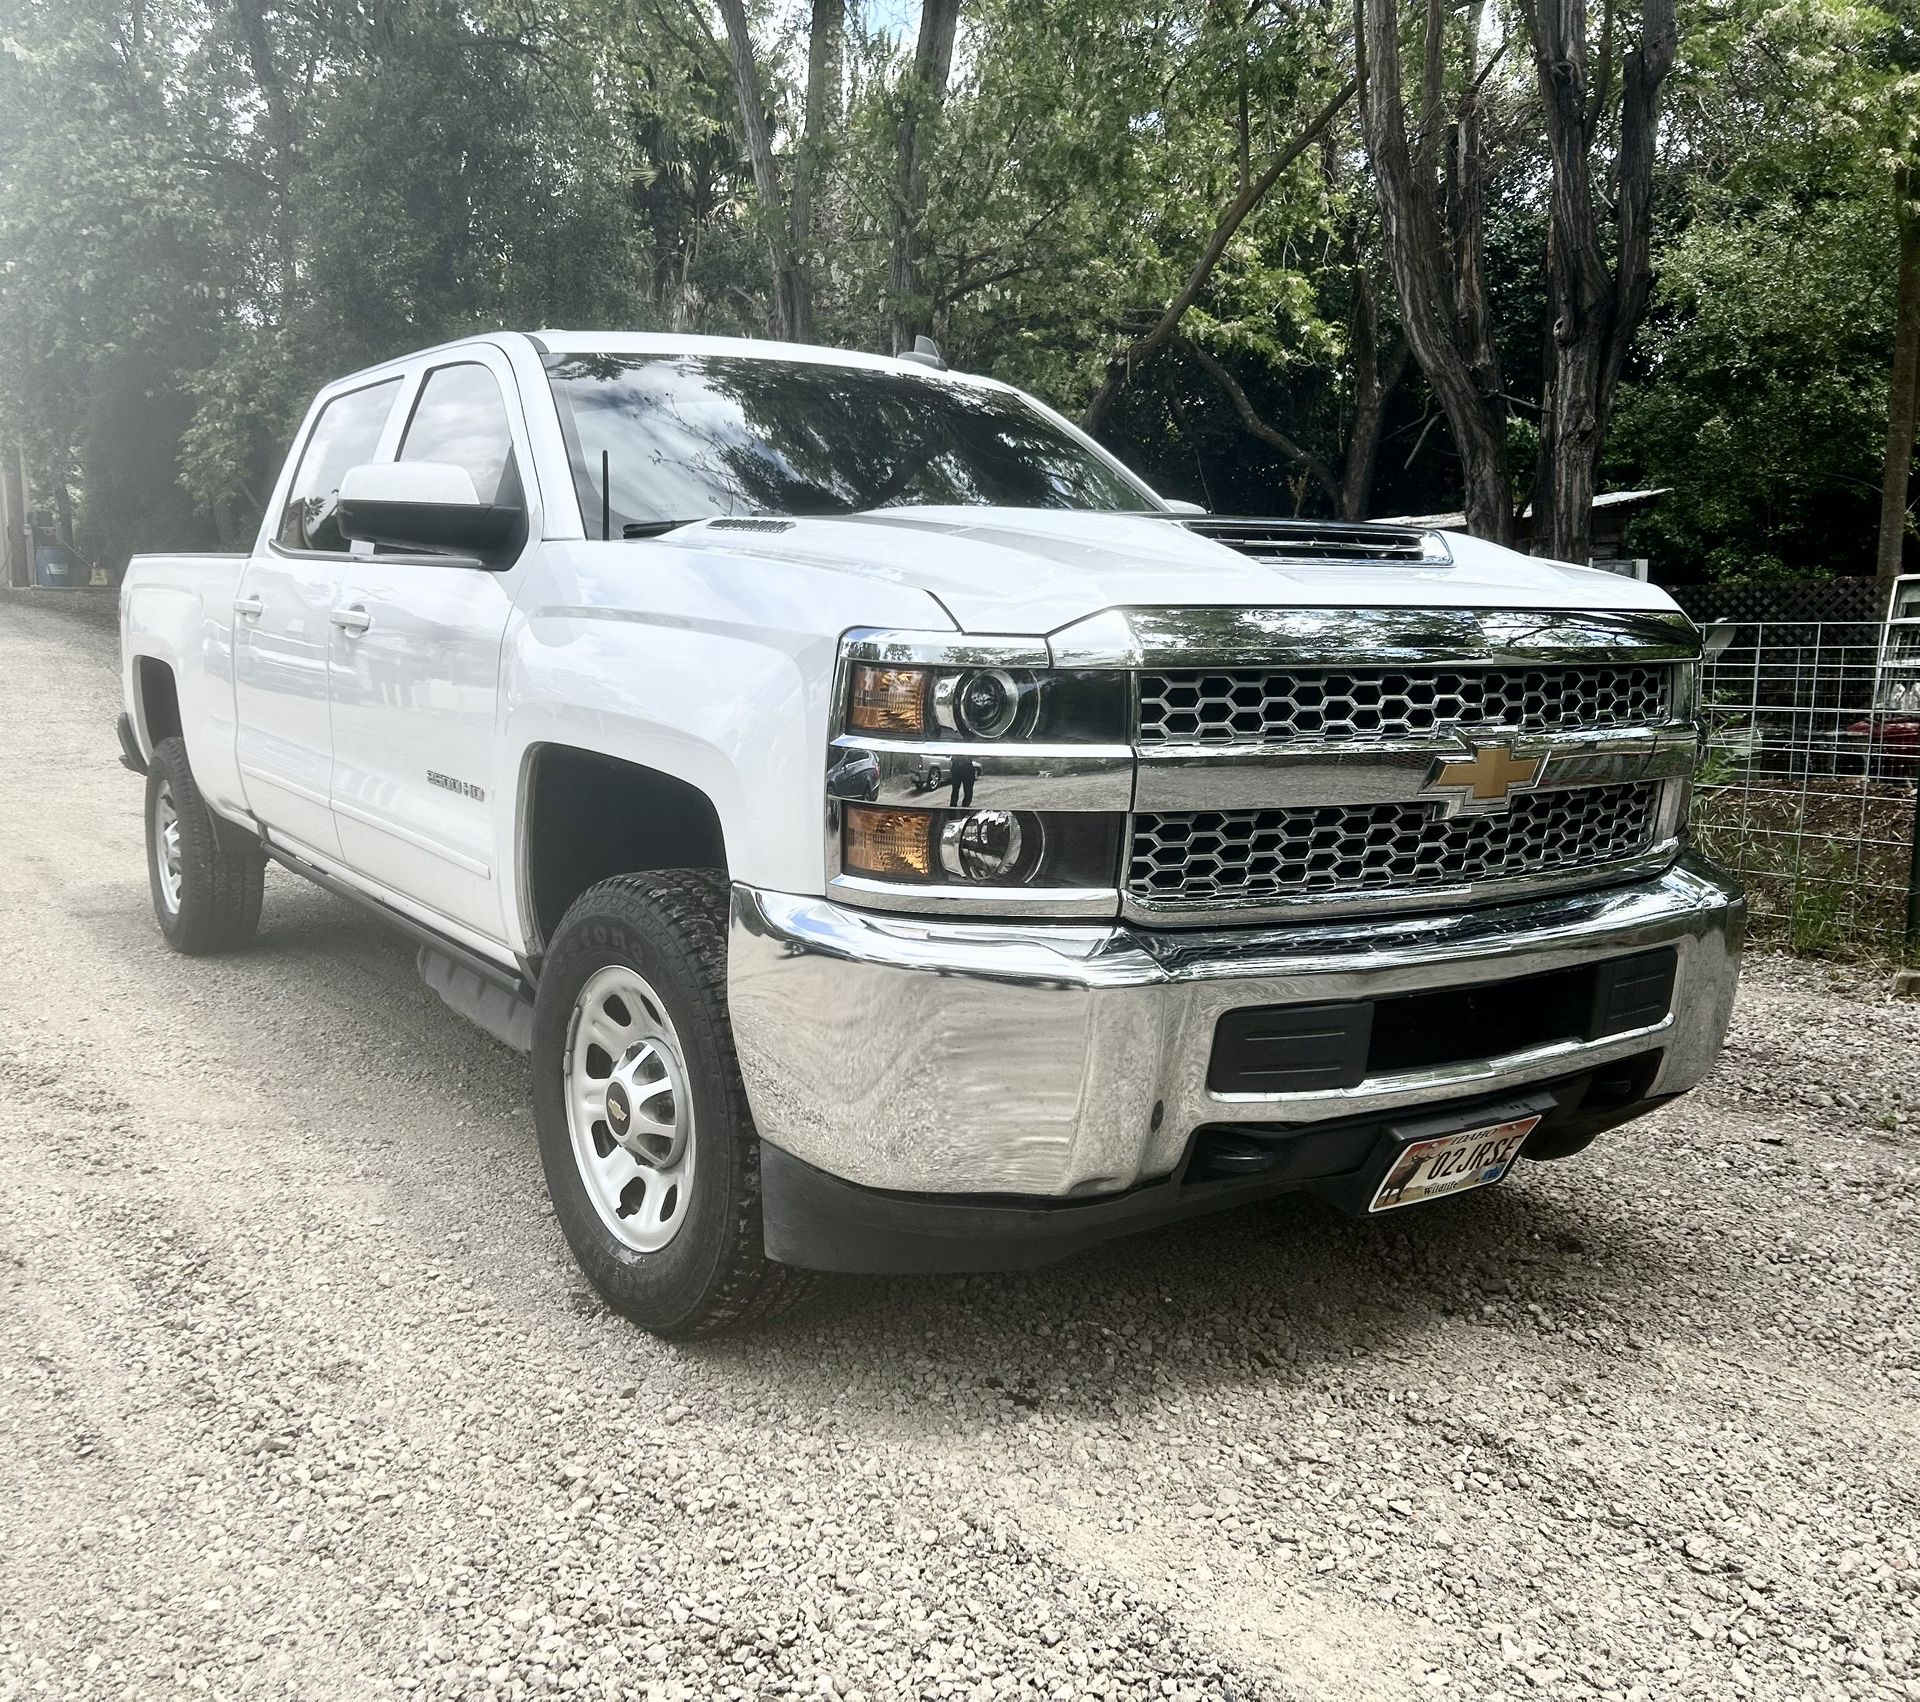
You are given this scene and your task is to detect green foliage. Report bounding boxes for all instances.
[1608,0,1920,582]
[1691,782,1918,959]
[0,0,674,552]
[0,0,1912,574]
[1612,196,1896,580]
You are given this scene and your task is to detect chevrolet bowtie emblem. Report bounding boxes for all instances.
[1422,739,1548,813]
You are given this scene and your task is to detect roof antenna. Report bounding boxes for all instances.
[898,335,948,371]
[600,450,611,541]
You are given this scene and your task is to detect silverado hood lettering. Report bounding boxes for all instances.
[661,506,1679,635]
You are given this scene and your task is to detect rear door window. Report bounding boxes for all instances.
[275,379,402,553]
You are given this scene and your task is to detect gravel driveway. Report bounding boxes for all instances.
[1,592,1915,1702]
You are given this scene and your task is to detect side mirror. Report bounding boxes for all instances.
[336,462,523,561]
[1162,497,1208,515]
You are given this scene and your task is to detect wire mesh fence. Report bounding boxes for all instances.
[1692,618,1920,959]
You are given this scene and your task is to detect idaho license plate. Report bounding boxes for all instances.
[1367,1114,1541,1213]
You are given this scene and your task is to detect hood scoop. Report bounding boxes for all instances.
[1179,516,1451,566]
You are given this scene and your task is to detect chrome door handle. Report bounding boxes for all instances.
[232,595,264,619]
[330,605,373,635]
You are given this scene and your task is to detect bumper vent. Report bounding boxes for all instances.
[1137,663,1673,747]
[1128,782,1663,906]
[1206,947,1679,1094]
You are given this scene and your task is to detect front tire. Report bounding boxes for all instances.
[145,736,265,955]
[530,870,810,1337]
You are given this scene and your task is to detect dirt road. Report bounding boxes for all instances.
[1,592,1915,1702]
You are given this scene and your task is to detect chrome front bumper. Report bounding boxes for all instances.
[727,856,1744,1199]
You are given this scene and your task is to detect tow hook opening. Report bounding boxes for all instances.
[1187,1129,1279,1182]
[1578,1053,1661,1113]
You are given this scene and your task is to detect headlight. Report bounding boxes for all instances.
[935,669,1031,739]
[849,665,930,735]
[1672,658,1702,726]
[843,806,937,878]
[843,660,1127,743]
[832,634,1130,913]
[939,808,1032,880]
[842,804,1119,889]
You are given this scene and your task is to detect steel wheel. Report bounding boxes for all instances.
[563,963,695,1253]
[532,871,813,1335]
[152,782,183,916]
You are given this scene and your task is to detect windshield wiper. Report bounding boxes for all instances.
[621,519,701,539]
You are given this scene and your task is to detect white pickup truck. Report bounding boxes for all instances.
[119,331,1743,1335]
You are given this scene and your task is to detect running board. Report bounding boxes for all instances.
[263,842,535,1054]
[417,945,534,1054]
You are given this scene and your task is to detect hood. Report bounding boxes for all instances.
[662,508,1681,636]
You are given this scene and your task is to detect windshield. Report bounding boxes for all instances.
[544,352,1157,534]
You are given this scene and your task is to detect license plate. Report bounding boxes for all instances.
[1367,1114,1541,1213]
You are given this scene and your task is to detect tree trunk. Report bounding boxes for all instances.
[1080,80,1355,436]
[716,0,808,341]
[1355,0,1516,544]
[1445,6,1505,446]
[1525,0,1677,563]
[230,0,300,324]
[788,0,843,345]
[0,444,27,590]
[1529,233,1560,551]
[889,0,961,354]
[1876,167,1920,601]
[53,472,74,550]
[1341,317,1411,519]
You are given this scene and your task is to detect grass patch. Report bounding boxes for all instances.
[1691,778,1917,960]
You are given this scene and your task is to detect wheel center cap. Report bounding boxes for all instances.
[604,1079,633,1142]
[603,1040,687,1169]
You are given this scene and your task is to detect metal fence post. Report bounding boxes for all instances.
[1906,787,1920,953]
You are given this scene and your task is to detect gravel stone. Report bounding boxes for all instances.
[1,592,1915,1701]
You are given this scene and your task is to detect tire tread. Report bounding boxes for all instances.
[147,736,265,955]
[541,870,816,1337]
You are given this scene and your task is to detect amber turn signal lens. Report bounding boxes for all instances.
[843,806,934,879]
[849,664,927,734]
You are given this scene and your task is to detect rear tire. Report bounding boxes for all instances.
[530,869,813,1338]
[145,736,265,955]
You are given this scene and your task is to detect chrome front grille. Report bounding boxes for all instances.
[1127,782,1664,907]
[1136,663,1673,747]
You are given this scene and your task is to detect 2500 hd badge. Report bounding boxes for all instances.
[426,770,486,802]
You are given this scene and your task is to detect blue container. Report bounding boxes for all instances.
[33,540,94,587]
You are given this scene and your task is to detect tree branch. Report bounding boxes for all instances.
[1080,77,1356,434]
[1176,335,1342,507]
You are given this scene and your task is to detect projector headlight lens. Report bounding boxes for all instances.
[939,809,1030,881]
[932,668,1031,739]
